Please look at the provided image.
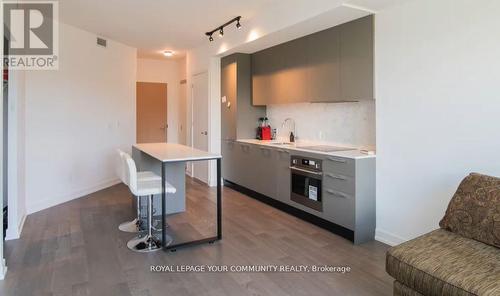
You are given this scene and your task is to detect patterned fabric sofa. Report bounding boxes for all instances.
[386,173,500,296]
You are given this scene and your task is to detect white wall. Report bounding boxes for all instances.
[0,25,5,279]
[267,101,375,149]
[177,57,187,145]
[25,22,137,214]
[375,0,500,245]
[5,70,27,240]
[137,58,186,143]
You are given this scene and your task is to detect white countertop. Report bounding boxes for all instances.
[134,143,221,162]
[236,139,376,159]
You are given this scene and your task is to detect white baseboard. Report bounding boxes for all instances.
[375,228,407,246]
[27,178,121,214]
[0,258,7,280]
[5,213,26,241]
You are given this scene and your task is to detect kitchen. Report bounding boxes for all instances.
[221,15,376,244]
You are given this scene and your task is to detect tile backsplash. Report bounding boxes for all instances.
[266,101,375,150]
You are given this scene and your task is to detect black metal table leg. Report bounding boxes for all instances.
[161,162,166,248]
[162,158,222,251]
[217,158,222,240]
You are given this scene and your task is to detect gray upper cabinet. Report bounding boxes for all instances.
[252,15,374,105]
[221,53,266,141]
[252,48,277,106]
[307,26,341,102]
[339,15,374,101]
[278,37,309,104]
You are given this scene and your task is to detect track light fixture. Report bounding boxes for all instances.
[205,16,242,42]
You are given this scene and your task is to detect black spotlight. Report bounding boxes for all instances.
[205,16,241,42]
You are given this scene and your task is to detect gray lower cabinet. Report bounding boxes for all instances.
[275,149,291,203]
[235,142,252,188]
[224,142,375,244]
[322,188,355,230]
[222,140,237,182]
[252,146,277,198]
[321,155,375,244]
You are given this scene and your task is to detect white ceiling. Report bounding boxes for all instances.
[59,0,404,60]
[59,0,281,59]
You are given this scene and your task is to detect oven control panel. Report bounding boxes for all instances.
[291,156,322,171]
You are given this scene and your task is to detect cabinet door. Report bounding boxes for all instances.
[274,38,309,104]
[339,15,374,101]
[252,46,283,106]
[235,143,252,188]
[276,149,291,203]
[307,26,341,102]
[221,61,237,140]
[222,140,236,182]
[322,188,355,230]
[252,146,278,198]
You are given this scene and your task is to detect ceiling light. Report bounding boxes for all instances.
[163,50,174,57]
[205,16,242,42]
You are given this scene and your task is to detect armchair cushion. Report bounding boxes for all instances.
[439,173,500,248]
[386,229,500,296]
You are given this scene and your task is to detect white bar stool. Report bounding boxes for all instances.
[124,156,176,252]
[116,149,161,233]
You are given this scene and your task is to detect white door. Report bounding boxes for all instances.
[192,72,209,184]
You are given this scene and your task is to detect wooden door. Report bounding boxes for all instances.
[136,82,167,143]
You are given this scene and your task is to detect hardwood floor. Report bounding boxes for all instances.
[0,178,393,296]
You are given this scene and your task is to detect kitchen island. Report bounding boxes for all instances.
[132,143,222,251]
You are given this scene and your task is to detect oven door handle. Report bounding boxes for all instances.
[289,166,323,176]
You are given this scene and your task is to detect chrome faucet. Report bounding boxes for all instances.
[281,118,296,142]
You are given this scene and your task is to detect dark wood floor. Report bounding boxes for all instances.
[0,178,393,296]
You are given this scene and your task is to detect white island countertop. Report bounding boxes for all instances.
[134,143,221,162]
[236,139,375,159]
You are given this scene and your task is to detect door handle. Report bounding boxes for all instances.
[326,189,350,199]
[289,166,323,176]
[201,131,208,135]
[326,157,347,163]
[325,173,347,181]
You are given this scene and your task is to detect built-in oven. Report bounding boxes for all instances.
[290,155,323,212]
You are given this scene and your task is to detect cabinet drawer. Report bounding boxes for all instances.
[323,172,355,194]
[322,188,355,230]
[323,156,355,177]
